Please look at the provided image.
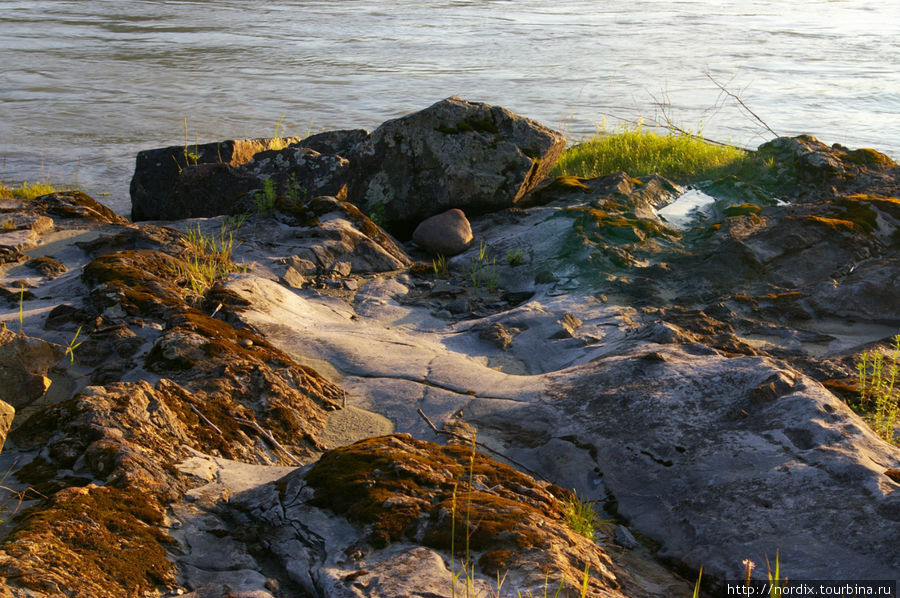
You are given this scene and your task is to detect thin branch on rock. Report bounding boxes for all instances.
[416,407,550,483]
[190,404,223,436]
[705,71,779,138]
[233,416,303,466]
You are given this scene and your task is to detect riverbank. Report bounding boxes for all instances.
[0,98,898,597]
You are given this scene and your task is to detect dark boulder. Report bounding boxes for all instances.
[130,135,353,221]
[130,137,297,221]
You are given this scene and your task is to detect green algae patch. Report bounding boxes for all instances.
[1,484,174,595]
[843,147,897,170]
[565,205,677,244]
[724,203,762,218]
[305,434,564,551]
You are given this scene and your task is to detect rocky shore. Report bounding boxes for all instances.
[0,97,898,597]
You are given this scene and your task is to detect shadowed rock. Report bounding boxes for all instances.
[412,208,474,256]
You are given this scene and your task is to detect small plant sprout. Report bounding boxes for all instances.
[65,326,84,365]
[183,117,200,165]
[506,249,525,266]
[271,112,290,150]
[18,284,25,335]
[692,566,703,598]
[562,490,601,539]
[255,178,278,216]
[368,200,386,228]
[765,551,787,598]
[856,333,900,444]
[469,241,499,291]
[432,254,449,278]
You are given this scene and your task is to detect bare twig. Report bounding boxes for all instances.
[705,72,779,138]
[190,404,223,436]
[1,484,48,516]
[416,408,550,483]
[233,416,303,466]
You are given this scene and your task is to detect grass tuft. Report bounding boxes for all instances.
[550,124,775,186]
[856,333,900,444]
[170,223,244,297]
[561,491,601,539]
[0,181,61,201]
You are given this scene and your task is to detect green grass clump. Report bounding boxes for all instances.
[171,223,244,296]
[856,333,899,444]
[562,491,601,539]
[0,181,61,201]
[551,125,774,186]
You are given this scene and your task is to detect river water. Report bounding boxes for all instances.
[1,0,898,215]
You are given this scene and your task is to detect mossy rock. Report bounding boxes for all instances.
[82,249,188,317]
[843,148,896,171]
[1,484,174,596]
[305,434,566,551]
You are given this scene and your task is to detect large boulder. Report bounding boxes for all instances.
[348,96,567,235]
[130,135,353,221]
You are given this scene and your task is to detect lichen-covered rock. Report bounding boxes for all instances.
[348,96,567,235]
[757,135,899,199]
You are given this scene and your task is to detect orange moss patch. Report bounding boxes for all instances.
[804,215,858,232]
[764,291,806,300]
[305,435,563,551]
[1,485,174,596]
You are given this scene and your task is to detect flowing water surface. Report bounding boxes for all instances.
[1,0,898,214]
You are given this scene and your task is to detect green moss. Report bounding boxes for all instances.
[25,256,66,277]
[843,148,896,170]
[12,457,92,496]
[724,203,762,217]
[565,205,676,243]
[82,250,186,316]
